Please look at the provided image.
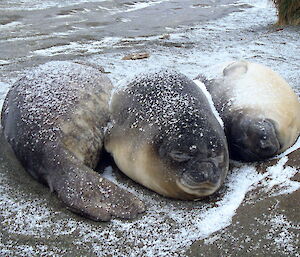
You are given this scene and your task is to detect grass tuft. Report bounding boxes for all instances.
[272,0,300,25]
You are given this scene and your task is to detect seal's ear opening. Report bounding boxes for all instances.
[228,115,280,161]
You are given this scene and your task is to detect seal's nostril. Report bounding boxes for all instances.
[259,139,268,149]
[259,139,278,155]
[182,162,216,184]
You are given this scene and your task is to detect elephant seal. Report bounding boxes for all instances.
[196,61,300,161]
[1,61,145,221]
[105,70,229,199]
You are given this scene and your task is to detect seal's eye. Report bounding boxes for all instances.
[169,151,193,162]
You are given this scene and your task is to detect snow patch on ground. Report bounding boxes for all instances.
[33,37,122,56]
[123,0,170,13]
[266,214,300,256]
[1,0,106,11]
[263,157,300,196]
[189,166,261,239]
[276,136,300,158]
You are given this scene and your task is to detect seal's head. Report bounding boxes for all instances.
[153,112,228,199]
[228,112,280,161]
[106,70,229,200]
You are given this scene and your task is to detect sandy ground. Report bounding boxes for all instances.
[0,0,300,256]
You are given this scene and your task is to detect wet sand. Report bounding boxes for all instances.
[0,0,248,78]
[1,124,299,256]
[188,150,300,257]
[0,0,300,256]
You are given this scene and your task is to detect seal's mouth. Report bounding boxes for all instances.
[176,179,219,197]
[176,161,222,197]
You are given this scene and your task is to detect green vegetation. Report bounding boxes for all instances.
[272,0,300,25]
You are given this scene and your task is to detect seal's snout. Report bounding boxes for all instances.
[259,137,279,156]
[247,119,280,160]
[177,159,223,197]
[231,117,281,161]
[182,161,217,185]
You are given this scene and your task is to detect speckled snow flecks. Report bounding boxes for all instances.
[1,154,299,256]
[266,214,300,256]
[130,71,200,126]
[0,0,300,256]
[3,61,108,143]
[114,69,220,144]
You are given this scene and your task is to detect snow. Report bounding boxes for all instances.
[189,166,262,239]
[1,0,300,256]
[267,214,300,256]
[276,135,300,158]
[1,0,106,10]
[112,69,222,138]
[1,153,299,256]
[123,0,170,13]
[263,157,300,196]
[33,38,122,56]
[1,61,112,145]
[193,79,224,128]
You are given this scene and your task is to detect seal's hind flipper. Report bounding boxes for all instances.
[49,162,145,221]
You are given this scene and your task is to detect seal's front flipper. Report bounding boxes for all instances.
[49,164,145,221]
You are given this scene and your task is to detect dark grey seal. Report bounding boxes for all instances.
[196,61,300,161]
[105,70,229,199]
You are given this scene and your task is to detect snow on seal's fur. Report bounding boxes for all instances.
[1,0,299,256]
[194,79,224,128]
